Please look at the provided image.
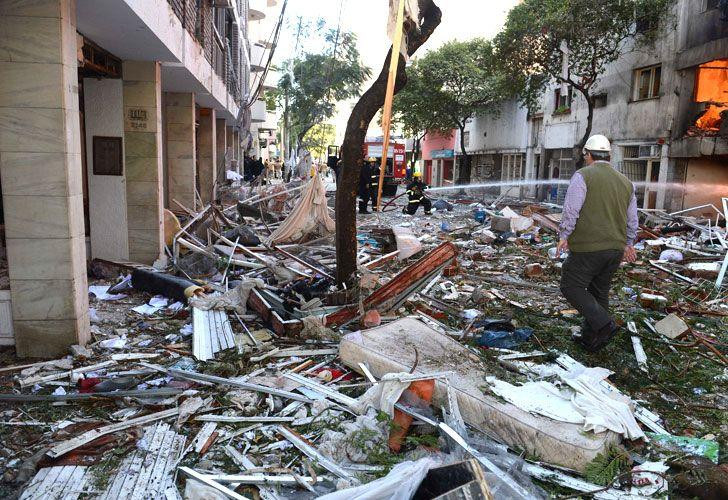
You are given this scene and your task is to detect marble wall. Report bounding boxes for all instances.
[0,0,90,357]
[197,108,216,205]
[165,92,196,211]
[123,60,164,265]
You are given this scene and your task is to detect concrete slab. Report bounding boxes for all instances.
[340,317,619,471]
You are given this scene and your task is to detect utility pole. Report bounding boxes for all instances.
[283,87,289,164]
[375,0,406,210]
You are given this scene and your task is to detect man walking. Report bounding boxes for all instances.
[557,134,638,352]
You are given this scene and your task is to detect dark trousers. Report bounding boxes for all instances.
[359,190,376,212]
[405,197,432,215]
[560,249,623,333]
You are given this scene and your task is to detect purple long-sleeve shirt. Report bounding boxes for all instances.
[559,171,638,246]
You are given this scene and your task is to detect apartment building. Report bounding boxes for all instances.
[455,0,728,210]
[0,0,281,357]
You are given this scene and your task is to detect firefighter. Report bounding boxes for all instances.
[404,172,432,215]
[368,158,381,211]
[358,158,374,214]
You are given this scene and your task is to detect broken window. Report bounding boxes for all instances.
[693,59,728,131]
[619,145,660,208]
[633,65,661,101]
[554,86,572,113]
[592,93,608,108]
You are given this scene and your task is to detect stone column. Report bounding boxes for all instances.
[216,117,227,185]
[226,125,234,166]
[0,0,90,357]
[233,130,241,173]
[165,92,196,211]
[198,108,216,205]
[123,61,164,265]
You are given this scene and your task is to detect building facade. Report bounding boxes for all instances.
[454,0,728,210]
[0,0,281,356]
[421,131,456,187]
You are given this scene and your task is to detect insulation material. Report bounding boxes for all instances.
[488,364,645,441]
[189,279,265,315]
[265,174,335,245]
[340,318,619,472]
[318,456,441,500]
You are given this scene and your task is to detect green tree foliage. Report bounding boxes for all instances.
[391,39,508,185]
[495,0,672,151]
[302,123,336,161]
[275,26,371,144]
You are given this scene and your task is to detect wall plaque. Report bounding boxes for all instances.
[126,107,150,131]
[92,136,123,176]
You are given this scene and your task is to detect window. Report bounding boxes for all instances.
[619,145,661,208]
[636,13,657,33]
[593,93,608,108]
[634,65,661,100]
[462,131,470,148]
[554,86,572,113]
[707,0,719,10]
[501,154,524,197]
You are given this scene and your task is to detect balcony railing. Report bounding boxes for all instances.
[167,0,244,105]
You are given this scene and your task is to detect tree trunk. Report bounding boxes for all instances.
[455,125,471,190]
[411,134,422,177]
[574,90,594,169]
[335,0,442,285]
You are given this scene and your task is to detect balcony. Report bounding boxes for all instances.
[251,99,267,123]
[263,70,280,90]
[249,0,266,20]
[260,110,279,131]
[250,43,267,72]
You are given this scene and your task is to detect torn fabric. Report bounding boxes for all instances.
[387,0,420,60]
[265,174,335,245]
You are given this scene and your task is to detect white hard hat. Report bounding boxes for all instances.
[583,134,611,153]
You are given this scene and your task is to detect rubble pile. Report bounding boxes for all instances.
[0,177,726,500]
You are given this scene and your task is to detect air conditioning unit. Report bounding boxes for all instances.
[638,144,660,158]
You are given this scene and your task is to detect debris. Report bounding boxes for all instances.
[654,313,689,339]
[340,318,620,471]
[392,225,423,260]
[631,336,648,372]
[649,433,720,463]
[131,269,205,303]
[192,307,236,361]
[47,408,180,459]
[523,263,543,278]
[277,426,359,484]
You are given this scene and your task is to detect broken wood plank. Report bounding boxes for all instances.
[167,369,313,403]
[47,408,179,459]
[276,426,358,483]
[193,307,236,361]
[271,348,338,358]
[178,467,249,500]
[195,415,295,424]
[0,388,183,402]
[19,360,117,388]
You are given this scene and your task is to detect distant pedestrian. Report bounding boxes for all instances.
[557,134,638,353]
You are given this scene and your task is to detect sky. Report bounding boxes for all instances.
[265,0,521,144]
